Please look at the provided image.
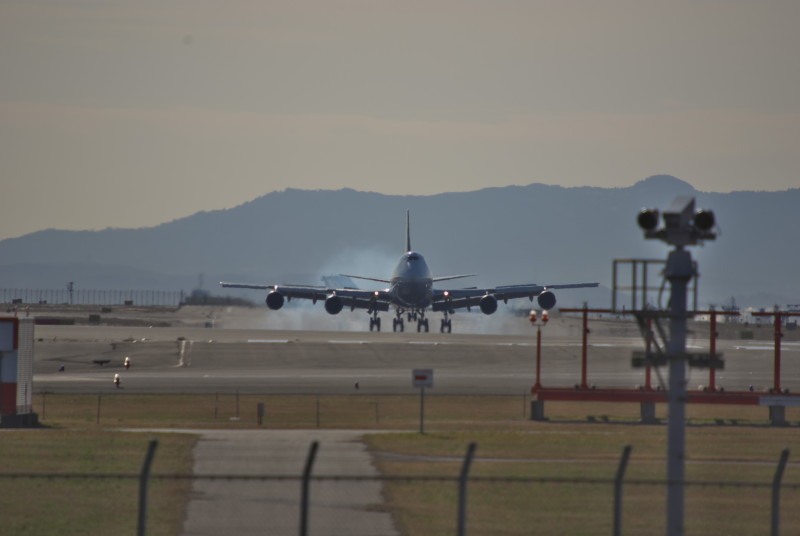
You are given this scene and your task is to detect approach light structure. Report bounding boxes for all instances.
[637,196,716,247]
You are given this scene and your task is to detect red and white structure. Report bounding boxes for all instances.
[0,317,37,427]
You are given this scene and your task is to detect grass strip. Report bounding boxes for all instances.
[0,430,197,536]
[33,392,800,429]
[6,394,800,535]
[364,427,800,535]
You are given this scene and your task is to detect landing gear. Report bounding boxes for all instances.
[393,309,407,332]
[440,311,452,333]
[395,308,428,332]
[369,311,381,332]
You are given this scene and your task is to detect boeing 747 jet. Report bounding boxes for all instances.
[221,212,598,333]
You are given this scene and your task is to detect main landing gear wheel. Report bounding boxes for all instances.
[392,317,405,332]
[369,316,381,332]
[440,311,453,333]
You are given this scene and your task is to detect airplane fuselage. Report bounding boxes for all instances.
[389,251,433,309]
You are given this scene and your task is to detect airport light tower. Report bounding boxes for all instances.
[529,308,549,391]
[637,196,716,536]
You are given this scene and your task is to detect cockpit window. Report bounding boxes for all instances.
[408,254,419,261]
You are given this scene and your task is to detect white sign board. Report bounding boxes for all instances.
[412,368,433,388]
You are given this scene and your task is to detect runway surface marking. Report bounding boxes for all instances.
[197,373,398,379]
[247,339,290,343]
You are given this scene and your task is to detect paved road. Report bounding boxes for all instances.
[178,430,398,536]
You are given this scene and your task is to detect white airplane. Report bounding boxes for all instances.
[220,212,599,333]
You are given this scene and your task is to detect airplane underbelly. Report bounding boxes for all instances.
[395,282,431,308]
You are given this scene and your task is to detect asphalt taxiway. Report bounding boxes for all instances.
[175,429,398,536]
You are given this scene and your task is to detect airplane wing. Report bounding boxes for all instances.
[432,274,477,282]
[331,288,391,311]
[219,282,275,291]
[342,273,477,284]
[219,282,390,312]
[430,282,599,312]
[340,274,392,284]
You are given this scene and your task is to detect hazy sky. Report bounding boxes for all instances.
[1,0,798,241]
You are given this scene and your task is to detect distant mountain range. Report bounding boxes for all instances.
[1,175,797,310]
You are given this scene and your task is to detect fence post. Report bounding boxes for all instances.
[257,402,265,425]
[771,448,790,536]
[419,386,426,434]
[137,439,159,536]
[300,441,320,536]
[457,442,477,536]
[613,445,633,536]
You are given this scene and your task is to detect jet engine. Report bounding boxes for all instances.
[537,290,556,310]
[324,295,344,315]
[265,290,285,310]
[479,294,498,315]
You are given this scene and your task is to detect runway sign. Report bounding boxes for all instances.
[412,369,433,388]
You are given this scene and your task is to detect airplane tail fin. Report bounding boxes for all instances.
[405,210,411,252]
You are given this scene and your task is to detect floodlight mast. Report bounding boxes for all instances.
[638,196,716,536]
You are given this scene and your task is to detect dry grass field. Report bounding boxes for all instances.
[0,429,196,536]
[2,394,799,535]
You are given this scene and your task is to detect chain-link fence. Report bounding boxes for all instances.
[2,439,798,535]
[0,288,185,306]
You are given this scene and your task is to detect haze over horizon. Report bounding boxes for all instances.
[2,1,798,241]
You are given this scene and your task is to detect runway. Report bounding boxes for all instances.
[31,321,800,395]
